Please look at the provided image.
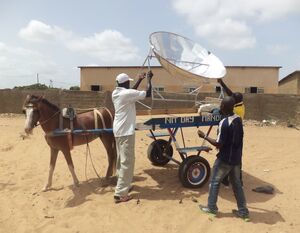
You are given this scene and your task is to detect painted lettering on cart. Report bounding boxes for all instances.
[181,116,194,123]
[165,116,195,124]
[201,114,222,122]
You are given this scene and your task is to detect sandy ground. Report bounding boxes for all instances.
[0,114,300,233]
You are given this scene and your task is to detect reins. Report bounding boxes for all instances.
[35,110,61,127]
[84,136,102,181]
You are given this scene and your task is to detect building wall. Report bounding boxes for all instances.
[0,89,110,113]
[1,90,299,125]
[278,72,300,94]
[80,66,280,94]
[223,67,279,93]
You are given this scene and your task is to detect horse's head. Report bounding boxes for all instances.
[23,95,42,134]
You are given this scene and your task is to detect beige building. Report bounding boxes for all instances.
[278,71,300,94]
[78,66,280,94]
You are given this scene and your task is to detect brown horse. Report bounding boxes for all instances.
[23,95,116,191]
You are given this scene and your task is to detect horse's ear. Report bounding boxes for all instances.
[22,95,30,109]
[29,95,41,104]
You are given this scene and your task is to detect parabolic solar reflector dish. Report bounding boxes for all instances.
[149,31,226,79]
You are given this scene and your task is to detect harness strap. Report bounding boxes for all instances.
[103,107,113,125]
[93,108,107,129]
[103,107,115,153]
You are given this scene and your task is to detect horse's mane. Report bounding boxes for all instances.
[41,98,60,111]
[31,95,60,111]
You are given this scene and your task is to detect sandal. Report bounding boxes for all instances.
[114,195,133,204]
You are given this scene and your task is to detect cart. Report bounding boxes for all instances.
[136,113,222,188]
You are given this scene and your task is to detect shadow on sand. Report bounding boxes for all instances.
[62,163,284,224]
[64,175,147,207]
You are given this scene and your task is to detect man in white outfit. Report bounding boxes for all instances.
[112,71,153,203]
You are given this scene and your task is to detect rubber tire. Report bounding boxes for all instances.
[147,139,173,166]
[179,155,210,188]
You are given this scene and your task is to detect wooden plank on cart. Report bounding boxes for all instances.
[177,146,212,154]
[146,131,170,138]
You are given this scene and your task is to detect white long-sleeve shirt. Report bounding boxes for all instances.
[112,87,146,137]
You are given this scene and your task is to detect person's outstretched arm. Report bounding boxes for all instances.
[132,73,146,90]
[145,70,153,98]
[217,79,233,96]
[197,129,221,148]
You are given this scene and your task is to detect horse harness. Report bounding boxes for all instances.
[59,107,113,150]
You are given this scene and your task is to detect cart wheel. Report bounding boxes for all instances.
[179,155,210,188]
[147,139,173,166]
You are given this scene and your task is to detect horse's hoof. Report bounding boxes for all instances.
[42,186,51,192]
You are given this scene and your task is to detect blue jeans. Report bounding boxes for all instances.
[207,158,249,216]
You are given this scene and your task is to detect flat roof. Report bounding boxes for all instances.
[78,65,282,69]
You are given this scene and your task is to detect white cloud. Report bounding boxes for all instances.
[19,20,72,43]
[19,20,140,63]
[0,41,64,87]
[1,21,142,88]
[67,30,140,63]
[243,0,300,21]
[171,0,300,50]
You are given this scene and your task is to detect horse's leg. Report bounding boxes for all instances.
[43,147,59,192]
[62,150,79,187]
[100,134,117,179]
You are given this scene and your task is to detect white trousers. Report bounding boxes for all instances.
[114,134,135,197]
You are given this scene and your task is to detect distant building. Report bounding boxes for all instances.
[78,66,280,94]
[278,71,300,95]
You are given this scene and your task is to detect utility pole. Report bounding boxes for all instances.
[36,73,39,84]
[49,79,53,88]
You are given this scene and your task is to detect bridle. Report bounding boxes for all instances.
[23,102,60,128]
[35,110,60,127]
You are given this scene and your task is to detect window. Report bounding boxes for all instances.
[184,87,197,93]
[215,86,221,93]
[250,87,257,93]
[257,88,264,94]
[245,87,264,94]
[153,87,165,92]
[90,85,102,91]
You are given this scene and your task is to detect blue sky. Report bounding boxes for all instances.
[0,0,299,88]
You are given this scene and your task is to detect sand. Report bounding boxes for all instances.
[0,114,300,233]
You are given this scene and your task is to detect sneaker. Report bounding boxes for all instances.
[114,195,133,204]
[232,209,250,222]
[199,204,217,217]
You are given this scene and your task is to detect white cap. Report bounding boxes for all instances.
[116,73,133,84]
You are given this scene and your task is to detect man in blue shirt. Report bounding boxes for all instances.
[197,96,249,221]
[217,78,245,187]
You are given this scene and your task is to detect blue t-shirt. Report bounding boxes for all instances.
[216,114,243,165]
